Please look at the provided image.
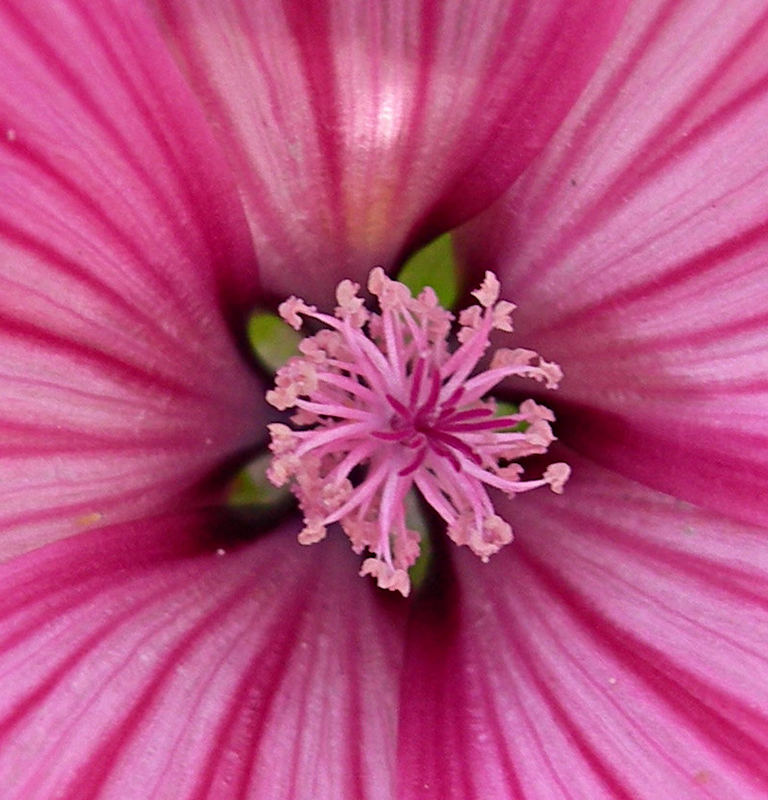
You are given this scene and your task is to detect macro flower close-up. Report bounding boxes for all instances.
[2,0,768,798]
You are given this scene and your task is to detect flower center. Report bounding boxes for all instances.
[266,268,569,596]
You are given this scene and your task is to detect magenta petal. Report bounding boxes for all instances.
[399,453,768,799]
[456,0,768,526]
[0,512,406,799]
[152,0,628,302]
[0,1,266,554]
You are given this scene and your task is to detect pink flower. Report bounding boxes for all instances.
[266,268,569,595]
[1,1,767,798]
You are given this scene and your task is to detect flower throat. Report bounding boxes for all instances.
[266,268,569,596]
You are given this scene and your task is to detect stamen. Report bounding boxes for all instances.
[267,269,569,596]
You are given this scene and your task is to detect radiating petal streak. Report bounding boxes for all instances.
[2,2,244,304]
[457,0,768,525]
[152,0,627,303]
[0,515,406,799]
[0,1,268,554]
[486,560,705,797]
[520,547,768,787]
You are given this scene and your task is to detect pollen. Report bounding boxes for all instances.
[266,268,569,596]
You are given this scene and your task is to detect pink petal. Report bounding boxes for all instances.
[456,0,768,527]
[399,452,768,799]
[151,0,628,303]
[0,1,266,555]
[0,512,406,799]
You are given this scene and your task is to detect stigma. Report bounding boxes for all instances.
[266,268,569,596]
